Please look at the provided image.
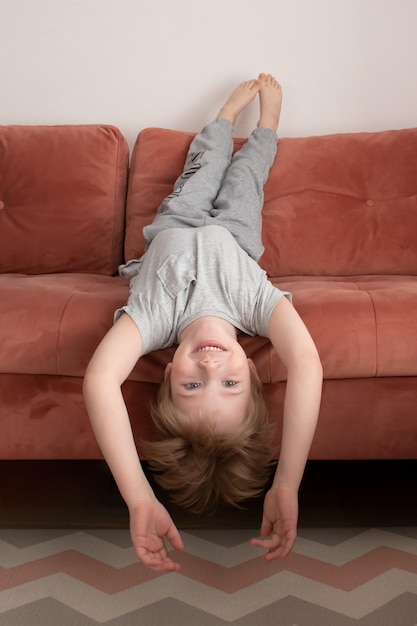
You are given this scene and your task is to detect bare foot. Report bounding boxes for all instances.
[257,73,282,131]
[217,79,261,125]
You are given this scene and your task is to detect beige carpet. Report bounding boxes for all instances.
[1,460,416,624]
[1,526,417,624]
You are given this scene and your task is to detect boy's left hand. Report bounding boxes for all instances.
[250,483,298,560]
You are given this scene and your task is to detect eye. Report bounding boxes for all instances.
[185,382,201,390]
[223,380,237,387]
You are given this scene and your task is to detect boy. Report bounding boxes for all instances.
[83,74,323,572]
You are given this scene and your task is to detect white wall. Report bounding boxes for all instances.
[1,0,416,149]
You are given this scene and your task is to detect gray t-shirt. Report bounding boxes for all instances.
[115,225,291,356]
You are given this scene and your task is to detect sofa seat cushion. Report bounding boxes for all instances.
[0,273,187,384]
[0,274,128,377]
[2,273,415,384]
[0,272,268,384]
[141,273,417,384]
[270,275,417,382]
[0,125,129,275]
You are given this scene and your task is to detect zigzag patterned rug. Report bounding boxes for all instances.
[1,526,416,625]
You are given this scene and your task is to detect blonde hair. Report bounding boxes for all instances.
[141,371,276,514]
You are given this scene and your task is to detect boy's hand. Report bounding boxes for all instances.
[129,499,184,572]
[250,484,298,560]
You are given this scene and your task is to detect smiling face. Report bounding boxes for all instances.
[166,317,258,433]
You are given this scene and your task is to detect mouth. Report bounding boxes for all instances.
[194,341,227,353]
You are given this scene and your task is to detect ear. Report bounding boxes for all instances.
[164,362,172,380]
[247,358,261,382]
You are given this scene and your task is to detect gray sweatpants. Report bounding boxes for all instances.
[143,119,278,261]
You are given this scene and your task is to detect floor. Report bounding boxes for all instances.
[0,460,416,625]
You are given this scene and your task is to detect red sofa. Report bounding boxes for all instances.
[1,123,416,460]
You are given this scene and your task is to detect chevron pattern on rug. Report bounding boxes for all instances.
[1,527,417,625]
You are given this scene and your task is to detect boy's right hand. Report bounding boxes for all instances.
[129,499,184,572]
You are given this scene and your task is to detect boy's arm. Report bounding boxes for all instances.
[83,313,184,571]
[251,296,323,560]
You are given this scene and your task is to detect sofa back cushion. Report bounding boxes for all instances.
[124,127,193,262]
[261,127,417,276]
[0,125,129,275]
[125,126,417,276]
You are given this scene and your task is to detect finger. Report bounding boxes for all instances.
[278,542,295,559]
[265,531,296,561]
[250,535,281,550]
[265,539,292,561]
[264,546,287,561]
[250,537,268,548]
[152,558,181,573]
[166,524,185,552]
[137,548,181,572]
[144,557,181,572]
[279,530,297,558]
[259,517,273,538]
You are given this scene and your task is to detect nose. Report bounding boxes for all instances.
[198,353,221,368]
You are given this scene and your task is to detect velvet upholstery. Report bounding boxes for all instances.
[1,375,415,460]
[261,128,417,276]
[0,124,128,275]
[1,123,416,460]
[124,127,417,276]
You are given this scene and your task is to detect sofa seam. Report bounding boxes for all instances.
[109,127,128,276]
[55,291,78,376]
[361,285,379,378]
[110,128,120,275]
[125,130,141,261]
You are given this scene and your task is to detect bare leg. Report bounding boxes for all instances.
[217,79,260,124]
[257,73,282,131]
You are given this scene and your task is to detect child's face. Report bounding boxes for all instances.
[165,319,257,433]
